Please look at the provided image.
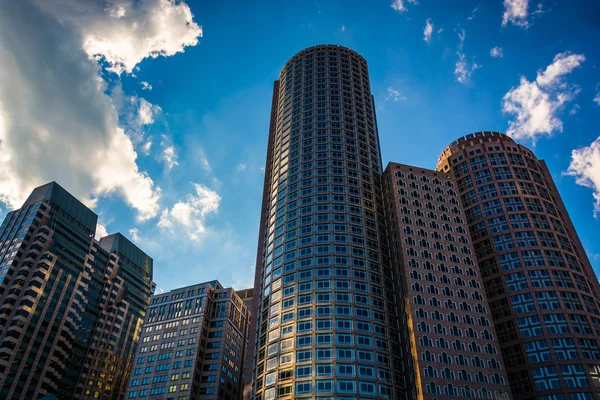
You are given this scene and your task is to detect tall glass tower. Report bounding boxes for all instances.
[437,131,600,400]
[0,182,154,399]
[249,45,405,400]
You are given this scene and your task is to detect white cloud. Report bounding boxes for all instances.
[385,87,406,102]
[159,135,179,172]
[502,0,530,27]
[140,81,152,91]
[162,146,179,171]
[95,223,109,240]
[118,96,161,146]
[391,0,418,13]
[129,227,142,242]
[138,98,161,125]
[141,140,153,155]
[158,183,221,242]
[565,137,600,217]
[454,29,480,84]
[237,163,247,173]
[341,25,346,32]
[455,54,481,83]
[35,0,203,75]
[593,92,600,106]
[423,19,434,44]
[502,52,585,142]
[490,46,504,58]
[0,1,200,220]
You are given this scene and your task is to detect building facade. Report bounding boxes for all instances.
[236,287,253,397]
[125,280,250,400]
[437,132,600,400]
[383,162,512,400]
[0,182,154,399]
[250,44,406,400]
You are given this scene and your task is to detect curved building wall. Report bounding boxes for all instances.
[437,131,600,400]
[251,45,405,400]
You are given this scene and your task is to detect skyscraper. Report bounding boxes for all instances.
[124,280,250,400]
[382,162,512,399]
[437,131,600,399]
[249,45,405,399]
[0,182,154,399]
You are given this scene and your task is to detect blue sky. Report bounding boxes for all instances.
[1,0,600,292]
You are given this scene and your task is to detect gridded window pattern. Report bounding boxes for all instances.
[437,131,600,399]
[383,163,512,400]
[125,282,250,400]
[0,183,154,400]
[252,45,404,400]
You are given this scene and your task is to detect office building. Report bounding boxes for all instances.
[0,182,154,399]
[236,287,253,397]
[124,280,250,400]
[383,162,512,399]
[250,44,405,400]
[237,288,254,309]
[437,132,600,399]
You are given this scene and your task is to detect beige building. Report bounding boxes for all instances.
[383,163,512,400]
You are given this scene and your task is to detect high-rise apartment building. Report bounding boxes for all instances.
[249,44,406,400]
[383,162,512,399]
[124,280,250,400]
[0,182,154,399]
[437,131,600,400]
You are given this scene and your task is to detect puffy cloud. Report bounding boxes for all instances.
[138,98,160,125]
[385,87,406,102]
[502,0,530,27]
[593,92,600,106]
[454,29,480,84]
[490,46,504,58]
[140,81,153,90]
[423,19,434,44]
[565,137,600,217]
[35,0,203,75]
[95,223,109,240]
[158,183,221,242]
[502,52,585,142]
[129,227,142,243]
[391,0,418,13]
[117,96,161,146]
[0,1,199,219]
[341,25,346,32]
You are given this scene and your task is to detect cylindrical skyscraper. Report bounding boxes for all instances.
[437,131,600,400]
[249,45,405,400]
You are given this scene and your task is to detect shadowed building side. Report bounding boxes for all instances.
[0,182,154,400]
